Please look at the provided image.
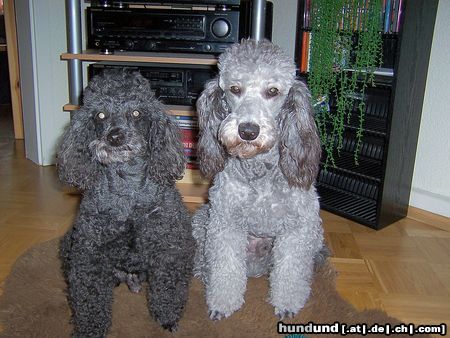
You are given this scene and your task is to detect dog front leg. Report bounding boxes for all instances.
[269,225,322,318]
[146,249,192,332]
[67,265,115,338]
[205,224,248,320]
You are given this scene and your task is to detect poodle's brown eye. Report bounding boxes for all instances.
[267,87,279,97]
[96,112,106,120]
[230,86,241,95]
[131,110,140,118]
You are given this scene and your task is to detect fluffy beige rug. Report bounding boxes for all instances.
[0,238,427,337]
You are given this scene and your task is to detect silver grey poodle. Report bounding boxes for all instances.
[57,69,194,337]
[192,39,324,320]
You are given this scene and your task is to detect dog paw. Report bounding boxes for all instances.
[128,285,141,293]
[161,322,178,332]
[209,310,226,321]
[275,309,295,320]
[126,273,143,293]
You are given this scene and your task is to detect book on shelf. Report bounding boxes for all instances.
[391,0,399,32]
[383,0,392,32]
[299,31,311,73]
[173,113,209,185]
[173,114,198,128]
[180,128,198,151]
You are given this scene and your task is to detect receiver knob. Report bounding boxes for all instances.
[125,40,135,49]
[211,19,231,38]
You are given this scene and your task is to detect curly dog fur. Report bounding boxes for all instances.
[192,39,324,320]
[57,70,194,337]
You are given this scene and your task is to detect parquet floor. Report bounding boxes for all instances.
[1,108,449,334]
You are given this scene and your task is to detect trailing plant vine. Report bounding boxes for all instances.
[308,0,383,167]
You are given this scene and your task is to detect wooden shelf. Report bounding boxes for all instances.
[61,50,218,65]
[176,182,208,204]
[63,104,196,116]
[0,44,6,52]
[166,105,196,116]
[63,104,79,111]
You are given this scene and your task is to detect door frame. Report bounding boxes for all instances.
[4,0,24,139]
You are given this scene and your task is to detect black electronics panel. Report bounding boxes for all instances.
[92,0,241,6]
[89,62,217,105]
[87,1,273,54]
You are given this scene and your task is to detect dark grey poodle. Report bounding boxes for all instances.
[57,69,194,337]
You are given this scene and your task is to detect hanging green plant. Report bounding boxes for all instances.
[308,0,383,167]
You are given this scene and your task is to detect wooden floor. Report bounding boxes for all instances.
[1,108,449,333]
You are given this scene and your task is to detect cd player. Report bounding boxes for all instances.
[88,62,217,105]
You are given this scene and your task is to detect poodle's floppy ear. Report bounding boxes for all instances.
[57,108,100,190]
[278,80,322,189]
[196,78,228,178]
[147,111,187,184]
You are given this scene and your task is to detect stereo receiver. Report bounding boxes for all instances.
[97,0,242,5]
[93,0,241,6]
[87,1,272,54]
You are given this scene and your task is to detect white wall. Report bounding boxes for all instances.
[15,0,70,165]
[270,0,298,59]
[409,0,450,217]
[15,0,39,162]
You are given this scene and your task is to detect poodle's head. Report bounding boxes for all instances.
[196,39,321,189]
[57,69,186,190]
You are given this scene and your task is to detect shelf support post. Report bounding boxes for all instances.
[251,0,266,41]
[65,0,83,106]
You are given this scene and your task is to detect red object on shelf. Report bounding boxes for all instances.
[300,31,310,73]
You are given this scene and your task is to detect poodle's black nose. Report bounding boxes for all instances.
[106,128,125,147]
[238,122,260,141]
